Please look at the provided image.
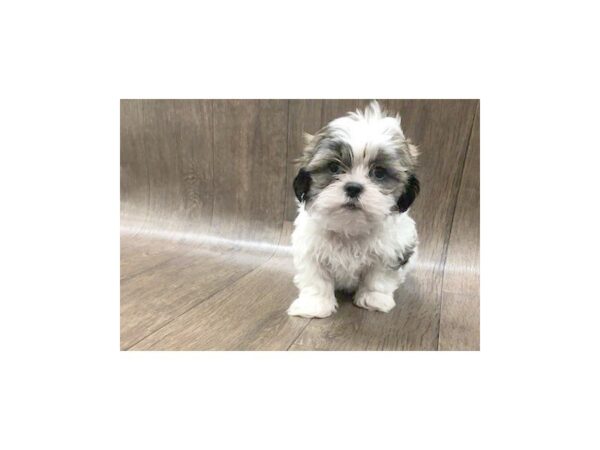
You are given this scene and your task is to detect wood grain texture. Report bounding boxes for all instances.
[120,100,480,351]
[120,100,290,349]
[210,100,289,244]
[130,224,304,350]
[120,236,195,281]
[120,100,214,237]
[120,243,274,349]
[439,107,480,351]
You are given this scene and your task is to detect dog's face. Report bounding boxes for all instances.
[293,101,419,235]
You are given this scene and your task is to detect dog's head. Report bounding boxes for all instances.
[293,101,419,235]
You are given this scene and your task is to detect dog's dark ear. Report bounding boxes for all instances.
[293,168,312,202]
[397,174,420,213]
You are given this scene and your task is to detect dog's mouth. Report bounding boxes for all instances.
[342,201,361,210]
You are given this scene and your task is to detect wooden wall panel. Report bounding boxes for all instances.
[210,100,289,244]
[439,107,480,350]
[120,100,151,233]
[120,100,214,235]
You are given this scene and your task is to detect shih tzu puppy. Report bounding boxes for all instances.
[288,101,420,318]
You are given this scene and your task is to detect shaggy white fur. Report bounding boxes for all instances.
[288,101,419,318]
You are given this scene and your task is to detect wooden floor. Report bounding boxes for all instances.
[120,100,480,350]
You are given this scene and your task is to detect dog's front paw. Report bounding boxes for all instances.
[287,295,337,318]
[354,291,396,313]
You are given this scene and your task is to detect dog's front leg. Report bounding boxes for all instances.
[287,262,337,319]
[354,266,398,313]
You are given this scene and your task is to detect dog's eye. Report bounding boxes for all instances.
[372,167,387,180]
[328,162,341,174]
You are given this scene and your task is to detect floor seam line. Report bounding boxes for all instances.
[120,247,197,283]
[120,234,242,282]
[436,102,479,350]
[286,319,313,351]
[124,247,283,350]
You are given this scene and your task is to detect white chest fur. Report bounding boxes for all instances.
[292,207,418,291]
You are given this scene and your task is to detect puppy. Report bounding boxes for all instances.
[288,101,420,318]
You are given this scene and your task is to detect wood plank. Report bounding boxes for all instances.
[439,106,480,351]
[440,106,480,296]
[120,234,196,281]
[284,100,324,222]
[120,100,214,235]
[320,99,373,123]
[131,224,308,350]
[290,100,479,350]
[120,244,274,349]
[120,100,151,232]
[210,100,289,244]
[438,293,479,351]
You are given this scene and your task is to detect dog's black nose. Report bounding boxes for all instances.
[344,182,363,198]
